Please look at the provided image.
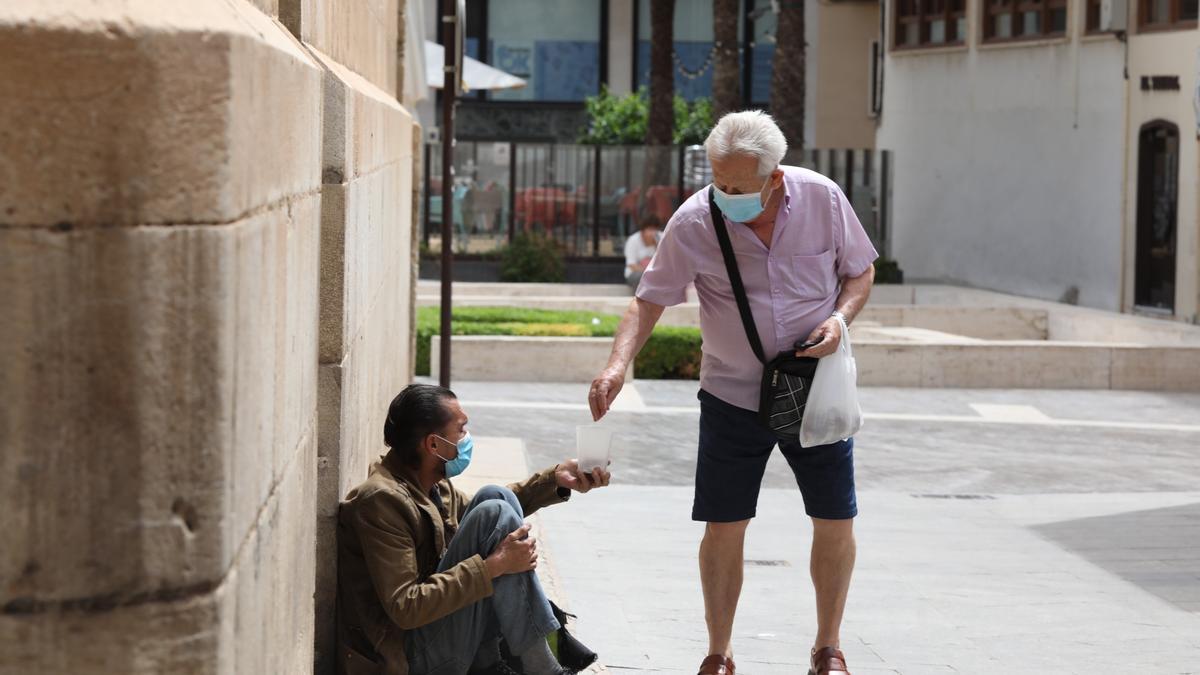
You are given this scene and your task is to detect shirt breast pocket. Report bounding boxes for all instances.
[789,250,837,299]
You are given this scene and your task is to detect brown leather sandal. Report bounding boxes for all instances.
[809,646,851,675]
[698,654,736,675]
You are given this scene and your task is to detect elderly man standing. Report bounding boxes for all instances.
[589,111,877,675]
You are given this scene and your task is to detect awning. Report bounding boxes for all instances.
[424,40,527,92]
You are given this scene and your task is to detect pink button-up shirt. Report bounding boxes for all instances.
[636,166,878,411]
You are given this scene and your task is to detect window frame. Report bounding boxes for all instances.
[453,0,609,105]
[1138,0,1198,32]
[892,0,967,51]
[981,0,1070,43]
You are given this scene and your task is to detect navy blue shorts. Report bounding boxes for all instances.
[693,389,857,522]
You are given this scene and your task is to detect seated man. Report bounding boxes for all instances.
[624,215,661,290]
[337,384,611,675]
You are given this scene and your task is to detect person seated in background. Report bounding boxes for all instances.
[337,384,611,675]
[624,215,662,289]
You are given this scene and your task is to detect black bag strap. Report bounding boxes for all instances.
[708,187,767,365]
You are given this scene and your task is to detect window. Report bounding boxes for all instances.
[1085,0,1102,31]
[1140,0,1198,29]
[486,0,602,101]
[636,0,745,101]
[983,0,1068,40]
[894,0,966,49]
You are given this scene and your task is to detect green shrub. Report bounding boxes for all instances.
[874,257,904,284]
[578,87,649,145]
[414,306,703,380]
[673,96,713,146]
[578,87,713,147]
[633,325,704,379]
[498,234,565,283]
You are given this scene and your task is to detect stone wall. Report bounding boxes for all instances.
[0,0,415,672]
[310,48,414,674]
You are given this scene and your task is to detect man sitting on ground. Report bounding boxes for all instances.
[337,384,611,675]
[624,215,661,289]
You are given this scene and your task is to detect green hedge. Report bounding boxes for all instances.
[416,306,702,380]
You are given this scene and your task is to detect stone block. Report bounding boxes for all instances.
[0,422,316,675]
[282,0,400,95]
[0,1,322,228]
[430,336,632,383]
[310,48,414,183]
[900,306,1048,340]
[859,306,905,326]
[0,194,320,608]
[319,170,410,363]
[855,343,923,387]
[917,343,1113,389]
[868,285,917,304]
[316,65,413,364]
[1110,346,1200,391]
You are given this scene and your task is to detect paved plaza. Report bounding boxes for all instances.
[423,378,1200,674]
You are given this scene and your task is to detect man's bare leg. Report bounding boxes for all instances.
[810,517,856,651]
[700,519,750,658]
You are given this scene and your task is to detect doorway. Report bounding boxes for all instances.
[1134,121,1179,312]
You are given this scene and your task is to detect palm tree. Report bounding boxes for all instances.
[770,0,805,150]
[646,0,675,186]
[712,0,741,119]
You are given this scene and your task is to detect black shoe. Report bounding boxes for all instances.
[549,602,599,673]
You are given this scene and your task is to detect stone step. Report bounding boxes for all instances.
[429,335,1200,391]
[417,280,633,298]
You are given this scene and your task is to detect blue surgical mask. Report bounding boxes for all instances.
[712,177,772,223]
[433,432,473,478]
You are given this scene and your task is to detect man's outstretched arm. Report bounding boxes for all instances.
[589,297,665,420]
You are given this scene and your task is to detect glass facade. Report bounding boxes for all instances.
[635,0,749,102]
[486,0,602,101]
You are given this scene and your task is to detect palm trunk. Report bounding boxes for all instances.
[646,0,676,186]
[712,0,741,119]
[770,0,806,151]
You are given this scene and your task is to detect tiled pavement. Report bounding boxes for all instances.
[433,379,1200,674]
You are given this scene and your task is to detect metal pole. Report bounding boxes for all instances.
[439,0,458,388]
[592,145,602,256]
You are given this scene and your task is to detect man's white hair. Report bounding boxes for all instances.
[704,110,788,177]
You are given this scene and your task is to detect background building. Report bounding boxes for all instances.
[418,0,882,149]
[877,0,1199,320]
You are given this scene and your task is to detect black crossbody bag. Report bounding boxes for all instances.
[709,187,818,441]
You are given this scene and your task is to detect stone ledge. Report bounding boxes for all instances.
[430,336,634,383]
[426,335,1200,391]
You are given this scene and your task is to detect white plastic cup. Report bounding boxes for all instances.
[575,424,613,475]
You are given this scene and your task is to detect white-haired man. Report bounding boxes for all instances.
[588,111,877,675]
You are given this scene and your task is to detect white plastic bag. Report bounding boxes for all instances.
[799,314,864,447]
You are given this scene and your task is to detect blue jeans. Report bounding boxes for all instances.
[404,485,560,675]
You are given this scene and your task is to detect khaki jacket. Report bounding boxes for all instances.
[336,453,568,675]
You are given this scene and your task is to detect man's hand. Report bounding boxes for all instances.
[797,316,843,358]
[555,459,612,493]
[485,524,537,578]
[588,367,625,421]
